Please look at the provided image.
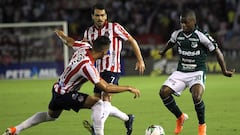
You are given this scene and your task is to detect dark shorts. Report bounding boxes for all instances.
[94,71,120,93]
[48,86,89,112]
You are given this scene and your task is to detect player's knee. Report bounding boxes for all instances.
[159,89,166,99]
[192,95,202,103]
[192,92,203,103]
[47,113,58,121]
[159,87,171,99]
[48,116,57,121]
[47,110,62,120]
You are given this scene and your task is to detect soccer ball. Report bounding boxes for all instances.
[145,125,165,135]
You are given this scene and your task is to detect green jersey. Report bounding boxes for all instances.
[169,28,218,72]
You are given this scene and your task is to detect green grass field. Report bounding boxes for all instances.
[0,74,240,135]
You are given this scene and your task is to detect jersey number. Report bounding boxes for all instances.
[110,76,115,84]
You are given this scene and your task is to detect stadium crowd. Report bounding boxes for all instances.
[0,0,240,64]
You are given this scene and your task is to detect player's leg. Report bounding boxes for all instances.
[100,71,123,121]
[82,90,102,135]
[159,71,188,134]
[102,93,134,135]
[159,85,183,118]
[2,86,63,135]
[102,71,135,135]
[83,95,105,135]
[190,84,206,135]
[159,85,188,135]
[102,92,129,121]
[189,71,206,135]
[3,110,60,135]
[109,104,129,120]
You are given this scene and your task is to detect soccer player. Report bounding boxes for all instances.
[83,3,145,135]
[2,33,140,135]
[158,9,235,135]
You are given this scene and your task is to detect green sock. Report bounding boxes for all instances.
[195,100,205,124]
[162,95,182,118]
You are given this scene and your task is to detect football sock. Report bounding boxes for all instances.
[102,101,111,121]
[162,95,182,118]
[15,112,55,134]
[94,127,104,135]
[91,100,104,135]
[109,105,129,121]
[194,100,205,124]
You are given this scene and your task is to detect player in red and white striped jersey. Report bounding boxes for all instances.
[82,4,145,135]
[84,7,145,74]
[84,20,131,73]
[2,33,140,135]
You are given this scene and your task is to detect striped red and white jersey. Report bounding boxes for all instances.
[84,22,131,73]
[54,41,100,94]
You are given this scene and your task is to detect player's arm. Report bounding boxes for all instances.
[159,41,175,56]
[214,48,235,77]
[127,36,145,75]
[95,78,140,99]
[55,29,75,47]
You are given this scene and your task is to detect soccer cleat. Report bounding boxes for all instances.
[2,127,17,135]
[174,113,188,134]
[124,114,135,135]
[82,120,95,135]
[198,123,207,135]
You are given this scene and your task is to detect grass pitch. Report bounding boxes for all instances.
[0,74,239,135]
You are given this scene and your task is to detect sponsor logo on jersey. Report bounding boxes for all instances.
[189,38,199,42]
[178,48,200,56]
[182,58,195,63]
[177,37,185,40]
[181,63,197,70]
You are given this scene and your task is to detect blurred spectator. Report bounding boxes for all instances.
[0,0,240,63]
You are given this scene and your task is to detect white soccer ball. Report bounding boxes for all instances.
[145,125,165,135]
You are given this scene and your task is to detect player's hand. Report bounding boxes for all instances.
[223,69,235,77]
[128,87,140,99]
[158,51,165,57]
[55,29,66,43]
[55,29,65,37]
[135,60,145,75]
[55,29,74,46]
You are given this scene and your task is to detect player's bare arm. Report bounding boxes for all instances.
[159,41,174,56]
[95,78,140,99]
[127,36,145,75]
[55,29,75,47]
[215,48,235,77]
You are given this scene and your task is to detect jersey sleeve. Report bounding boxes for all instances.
[197,31,217,52]
[169,30,180,43]
[204,33,219,48]
[82,63,101,84]
[72,41,92,51]
[113,23,131,41]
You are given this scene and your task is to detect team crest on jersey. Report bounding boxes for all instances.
[191,42,198,48]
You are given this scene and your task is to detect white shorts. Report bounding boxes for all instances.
[163,71,206,96]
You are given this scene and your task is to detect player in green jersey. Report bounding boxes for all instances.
[158,9,235,135]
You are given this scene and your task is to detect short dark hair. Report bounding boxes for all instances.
[92,36,110,52]
[181,8,196,19]
[91,3,106,14]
